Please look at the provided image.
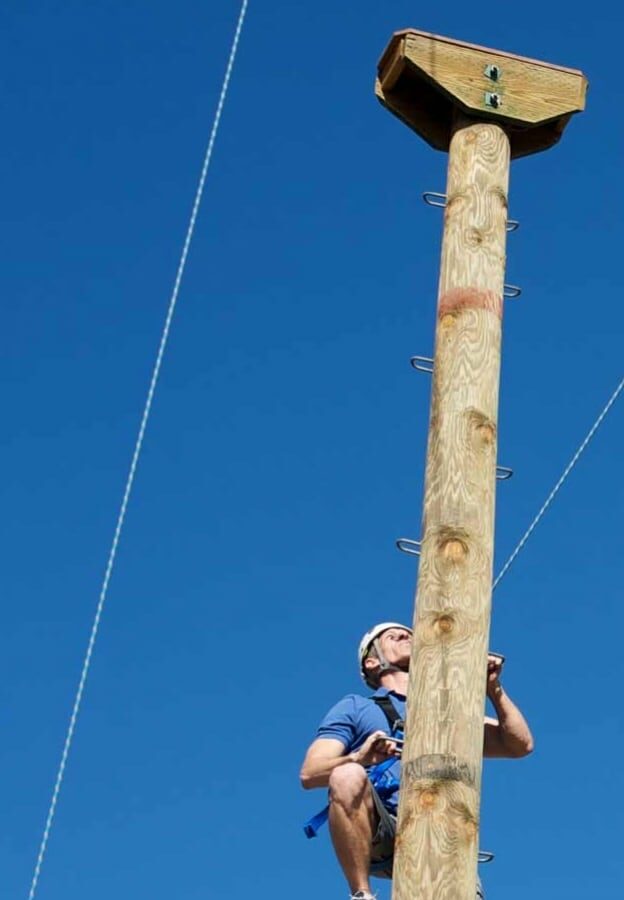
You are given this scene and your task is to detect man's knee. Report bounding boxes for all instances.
[328,763,370,806]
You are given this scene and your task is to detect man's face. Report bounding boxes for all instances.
[377,627,412,667]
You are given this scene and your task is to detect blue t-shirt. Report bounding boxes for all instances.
[316,687,405,812]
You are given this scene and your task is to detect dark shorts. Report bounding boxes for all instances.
[369,786,485,898]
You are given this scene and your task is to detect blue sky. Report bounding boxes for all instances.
[1,2,622,898]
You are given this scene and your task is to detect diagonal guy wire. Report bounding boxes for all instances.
[26,3,250,897]
[494,373,624,591]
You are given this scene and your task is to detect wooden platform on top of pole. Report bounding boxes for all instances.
[375,30,586,900]
[376,30,587,158]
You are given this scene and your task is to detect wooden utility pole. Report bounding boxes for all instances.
[375,31,586,900]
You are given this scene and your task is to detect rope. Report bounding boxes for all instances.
[493,372,624,590]
[26,3,249,897]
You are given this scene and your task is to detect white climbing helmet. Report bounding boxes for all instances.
[358,622,412,687]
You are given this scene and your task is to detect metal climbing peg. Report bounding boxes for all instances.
[496,465,514,480]
[422,191,448,208]
[396,538,422,556]
[503,284,522,298]
[410,355,434,374]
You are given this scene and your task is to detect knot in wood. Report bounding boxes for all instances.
[440,312,456,329]
[489,185,509,210]
[468,409,497,446]
[418,788,439,811]
[441,538,468,563]
[445,189,465,211]
[434,614,455,635]
[454,803,479,840]
[450,797,479,835]
[465,227,484,247]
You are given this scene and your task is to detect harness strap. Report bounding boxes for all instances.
[304,805,329,838]
[372,694,405,736]
[368,756,396,787]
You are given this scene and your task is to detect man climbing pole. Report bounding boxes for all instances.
[300,623,534,900]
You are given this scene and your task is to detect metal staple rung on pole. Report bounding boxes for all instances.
[478,852,495,864]
[410,355,434,374]
[503,284,522,298]
[396,538,422,556]
[422,191,448,208]
[422,191,519,231]
[496,465,514,480]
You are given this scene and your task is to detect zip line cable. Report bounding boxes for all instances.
[26,4,249,897]
[494,372,624,591]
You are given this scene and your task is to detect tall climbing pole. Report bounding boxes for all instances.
[376,31,586,900]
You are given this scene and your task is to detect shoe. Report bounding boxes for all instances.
[350,893,376,900]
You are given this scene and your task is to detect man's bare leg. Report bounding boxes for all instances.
[328,763,377,895]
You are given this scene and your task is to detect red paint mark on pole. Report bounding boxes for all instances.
[438,287,502,319]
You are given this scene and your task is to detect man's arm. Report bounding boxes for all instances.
[300,732,400,789]
[483,655,534,758]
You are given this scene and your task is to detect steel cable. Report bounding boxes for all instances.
[26,3,250,896]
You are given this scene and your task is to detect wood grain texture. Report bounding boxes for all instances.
[402,32,587,124]
[392,118,510,900]
[379,28,585,77]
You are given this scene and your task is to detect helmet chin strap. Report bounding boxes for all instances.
[371,637,409,679]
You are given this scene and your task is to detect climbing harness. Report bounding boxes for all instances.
[304,695,404,839]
